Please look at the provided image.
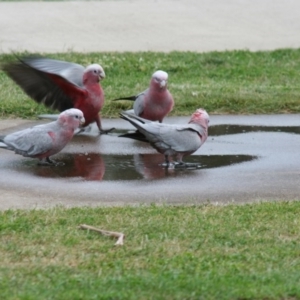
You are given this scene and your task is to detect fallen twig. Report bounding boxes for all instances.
[78,224,125,246]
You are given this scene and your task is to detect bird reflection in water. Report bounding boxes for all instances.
[133,153,177,179]
[33,153,105,181]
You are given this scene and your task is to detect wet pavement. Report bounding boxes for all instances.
[0,114,299,210]
[1,0,300,209]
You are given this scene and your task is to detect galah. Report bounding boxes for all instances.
[114,70,174,123]
[119,108,209,167]
[0,108,85,166]
[2,56,113,134]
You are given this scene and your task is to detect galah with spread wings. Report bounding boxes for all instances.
[2,56,113,134]
[0,108,85,165]
[119,108,209,167]
[114,70,174,123]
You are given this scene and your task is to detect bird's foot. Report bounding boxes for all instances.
[99,127,115,135]
[75,125,93,135]
[174,162,201,169]
[38,158,64,166]
[75,128,84,135]
[160,162,176,169]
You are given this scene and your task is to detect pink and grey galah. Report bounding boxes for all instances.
[0,108,85,166]
[2,56,113,134]
[114,70,174,123]
[119,108,209,167]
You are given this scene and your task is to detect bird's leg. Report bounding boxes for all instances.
[161,155,172,168]
[37,157,55,166]
[173,155,186,168]
[75,128,85,135]
[96,116,115,135]
[75,125,92,135]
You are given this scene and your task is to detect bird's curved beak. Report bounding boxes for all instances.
[160,80,166,88]
[99,72,106,80]
[80,117,86,125]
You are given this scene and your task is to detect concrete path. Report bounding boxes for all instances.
[0,0,300,53]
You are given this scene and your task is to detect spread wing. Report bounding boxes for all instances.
[2,57,87,112]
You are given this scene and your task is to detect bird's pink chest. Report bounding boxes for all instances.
[143,90,173,121]
[77,84,104,125]
[84,84,103,109]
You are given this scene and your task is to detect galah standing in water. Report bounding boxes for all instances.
[120,108,209,168]
[2,56,113,134]
[0,108,85,166]
[114,70,174,123]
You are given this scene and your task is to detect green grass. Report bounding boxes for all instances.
[1,49,300,119]
[1,201,300,299]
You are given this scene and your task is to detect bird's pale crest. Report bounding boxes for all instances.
[190,108,210,125]
[85,64,105,79]
[152,70,168,81]
[60,108,85,124]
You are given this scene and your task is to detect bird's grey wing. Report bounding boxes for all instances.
[138,123,171,149]
[21,57,85,87]
[176,124,207,137]
[119,112,160,142]
[133,89,148,117]
[3,126,55,157]
[158,125,202,152]
[2,57,85,111]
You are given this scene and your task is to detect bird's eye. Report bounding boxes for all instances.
[94,70,97,74]
[75,115,79,119]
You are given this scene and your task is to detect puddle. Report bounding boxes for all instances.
[209,125,300,136]
[15,152,257,181]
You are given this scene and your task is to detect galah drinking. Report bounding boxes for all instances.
[0,108,85,166]
[119,108,209,168]
[114,70,174,123]
[2,56,113,134]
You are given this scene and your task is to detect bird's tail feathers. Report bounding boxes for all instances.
[118,131,148,143]
[119,111,146,133]
[112,95,136,101]
[0,138,7,148]
[120,110,149,124]
[38,114,59,120]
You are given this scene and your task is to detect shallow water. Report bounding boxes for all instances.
[16,153,257,181]
[2,123,298,182]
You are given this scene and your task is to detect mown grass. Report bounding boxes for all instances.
[1,201,300,299]
[1,48,300,119]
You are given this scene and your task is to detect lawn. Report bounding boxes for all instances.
[0,48,300,119]
[1,202,300,299]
